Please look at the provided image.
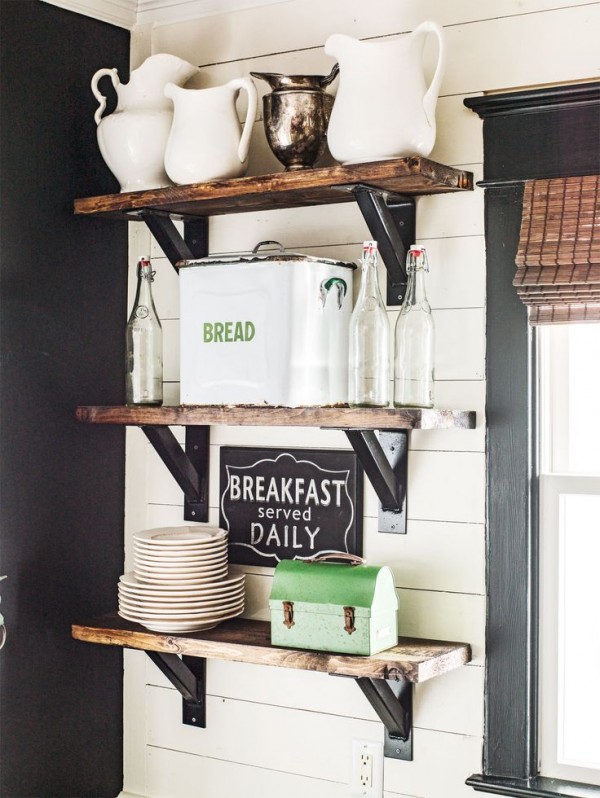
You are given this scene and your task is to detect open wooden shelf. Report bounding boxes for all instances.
[73,158,476,761]
[73,157,473,220]
[75,404,476,528]
[72,614,471,683]
[76,404,476,431]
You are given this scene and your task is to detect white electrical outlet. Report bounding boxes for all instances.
[350,739,384,797]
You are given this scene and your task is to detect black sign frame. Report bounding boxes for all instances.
[219,446,363,567]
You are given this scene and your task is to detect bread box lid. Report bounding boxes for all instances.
[269,558,398,618]
[177,239,355,271]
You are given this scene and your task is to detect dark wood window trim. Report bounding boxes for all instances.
[464,82,600,796]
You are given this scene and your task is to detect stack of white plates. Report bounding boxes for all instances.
[117,526,245,632]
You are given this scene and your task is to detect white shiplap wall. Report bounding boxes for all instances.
[121,2,600,796]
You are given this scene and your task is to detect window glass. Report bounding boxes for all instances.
[539,324,600,785]
[541,324,600,474]
[558,493,600,768]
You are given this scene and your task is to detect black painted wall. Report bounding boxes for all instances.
[0,2,129,795]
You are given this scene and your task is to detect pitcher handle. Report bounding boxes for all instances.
[91,67,120,126]
[228,77,258,164]
[413,21,446,129]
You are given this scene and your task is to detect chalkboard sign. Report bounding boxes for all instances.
[220,447,363,566]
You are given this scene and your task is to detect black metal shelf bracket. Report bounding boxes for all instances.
[356,677,413,761]
[148,649,413,750]
[146,652,206,727]
[139,213,210,521]
[352,186,416,305]
[344,430,408,534]
[141,213,208,270]
[330,672,413,760]
[142,425,210,522]
[142,188,415,304]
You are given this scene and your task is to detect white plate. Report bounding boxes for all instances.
[134,551,227,568]
[119,568,244,591]
[119,606,244,631]
[133,545,227,559]
[118,596,244,615]
[118,602,245,618]
[119,581,244,599]
[133,544,227,558]
[118,608,243,633]
[134,567,229,584]
[118,590,244,610]
[119,579,243,595]
[133,562,228,575]
[118,592,244,611]
[133,537,227,553]
[119,585,245,602]
[134,551,228,565]
[133,526,227,546]
[132,565,229,576]
[118,583,244,602]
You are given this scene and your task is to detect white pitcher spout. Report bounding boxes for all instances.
[133,53,198,86]
[111,54,198,113]
[324,33,357,61]
[163,82,179,101]
[166,55,199,86]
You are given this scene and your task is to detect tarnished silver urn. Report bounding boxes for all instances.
[251,64,338,171]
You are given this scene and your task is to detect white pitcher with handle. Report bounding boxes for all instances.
[163,78,257,185]
[325,21,446,164]
[91,54,199,192]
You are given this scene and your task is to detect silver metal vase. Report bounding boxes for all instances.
[251,64,339,171]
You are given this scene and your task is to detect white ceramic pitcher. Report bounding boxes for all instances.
[163,78,258,185]
[91,54,198,192]
[325,21,446,164]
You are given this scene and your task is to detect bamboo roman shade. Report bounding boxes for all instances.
[514,175,600,324]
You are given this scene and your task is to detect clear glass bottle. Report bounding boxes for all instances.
[348,240,390,407]
[126,256,163,405]
[394,244,435,408]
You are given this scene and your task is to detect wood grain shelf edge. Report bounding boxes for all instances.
[74,157,474,219]
[72,615,471,683]
[75,405,476,430]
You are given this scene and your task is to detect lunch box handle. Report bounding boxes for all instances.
[252,240,286,254]
[307,552,365,566]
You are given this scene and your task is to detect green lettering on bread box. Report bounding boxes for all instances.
[203,321,255,343]
[269,557,398,656]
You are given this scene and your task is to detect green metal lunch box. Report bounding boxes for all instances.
[269,555,399,656]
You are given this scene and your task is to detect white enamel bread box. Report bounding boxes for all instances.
[179,241,355,406]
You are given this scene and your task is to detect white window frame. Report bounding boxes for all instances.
[538,325,600,786]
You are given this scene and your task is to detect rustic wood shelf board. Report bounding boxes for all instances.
[74,157,473,220]
[75,404,476,430]
[72,615,471,683]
